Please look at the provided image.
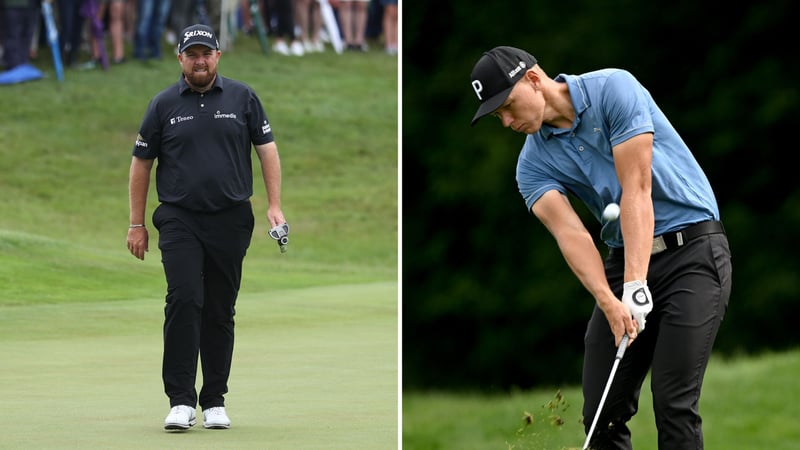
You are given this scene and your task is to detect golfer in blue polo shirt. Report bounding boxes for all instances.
[469,46,732,449]
[126,23,287,431]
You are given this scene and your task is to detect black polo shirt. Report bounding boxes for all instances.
[133,75,274,212]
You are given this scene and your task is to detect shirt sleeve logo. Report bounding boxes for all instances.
[262,120,271,135]
[135,134,149,148]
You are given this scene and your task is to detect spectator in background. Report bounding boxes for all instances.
[270,0,304,56]
[238,0,258,34]
[364,0,381,42]
[93,0,129,64]
[338,0,368,52]
[134,0,171,61]
[294,0,323,53]
[239,0,274,34]
[379,0,395,55]
[202,0,219,33]
[125,0,137,42]
[57,0,86,66]
[0,0,43,84]
[169,0,196,35]
[244,0,273,45]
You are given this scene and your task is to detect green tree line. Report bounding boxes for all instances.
[402,0,800,390]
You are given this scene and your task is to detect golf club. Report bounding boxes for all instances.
[582,333,630,450]
[268,223,290,253]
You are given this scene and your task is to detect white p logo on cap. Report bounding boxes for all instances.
[471,80,484,100]
[469,46,538,126]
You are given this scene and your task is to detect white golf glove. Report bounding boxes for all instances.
[622,280,653,333]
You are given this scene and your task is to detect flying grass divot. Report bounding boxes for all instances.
[509,390,581,450]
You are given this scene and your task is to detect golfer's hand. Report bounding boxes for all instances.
[127,227,149,260]
[599,295,637,346]
[267,207,286,228]
[622,280,653,333]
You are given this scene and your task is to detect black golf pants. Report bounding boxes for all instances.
[583,232,732,449]
[153,202,254,410]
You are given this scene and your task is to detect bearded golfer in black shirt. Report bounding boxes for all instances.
[126,24,286,431]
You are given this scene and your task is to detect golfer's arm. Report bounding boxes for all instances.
[255,142,282,210]
[532,190,618,309]
[129,156,154,225]
[612,133,654,283]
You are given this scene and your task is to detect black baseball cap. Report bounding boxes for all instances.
[470,46,537,125]
[178,24,220,53]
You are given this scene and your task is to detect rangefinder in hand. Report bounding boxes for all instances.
[268,223,290,253]
[622,280,653,333]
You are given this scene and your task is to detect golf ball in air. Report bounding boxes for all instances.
[603,203,620,221]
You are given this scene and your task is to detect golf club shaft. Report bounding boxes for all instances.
[582,334,630,450]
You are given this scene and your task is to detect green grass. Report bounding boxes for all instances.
[9,24,800,450]
[0,35,398,448]
[1,283,397,449]
[0,35,397,304]
[403,350,800,449]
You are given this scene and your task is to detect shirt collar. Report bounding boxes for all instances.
[539,73,591,139]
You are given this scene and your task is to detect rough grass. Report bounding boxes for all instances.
[403,350,800,449]
[0,35,398,305]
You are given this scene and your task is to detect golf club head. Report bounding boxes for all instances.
[268,223,290,253]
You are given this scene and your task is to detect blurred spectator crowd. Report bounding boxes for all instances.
[0,0,398,84]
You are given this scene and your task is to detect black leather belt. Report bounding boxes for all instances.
[609,220,725,257]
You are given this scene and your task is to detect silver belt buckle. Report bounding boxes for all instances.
[651,235,667,255]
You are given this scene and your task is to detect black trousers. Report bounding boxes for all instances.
[583,231,732,449]
[56,0,84,66]
[269,0,295,38]
[0,5,37,69]
[153,201,254,409]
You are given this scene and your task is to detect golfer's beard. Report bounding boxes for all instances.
[185,67,216,90]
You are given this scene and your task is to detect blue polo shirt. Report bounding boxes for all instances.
[133,75,274,212]
[515,69,719,248]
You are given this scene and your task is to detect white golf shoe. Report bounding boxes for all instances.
[164,405,196,430]
[203,406,231,429]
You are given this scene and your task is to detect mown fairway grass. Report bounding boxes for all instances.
[3,283,396,449]
[1,35,398,448]
[404,350,800,449]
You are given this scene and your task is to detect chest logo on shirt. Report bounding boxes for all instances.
[169,115,194,125]
[214,110,238,119]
